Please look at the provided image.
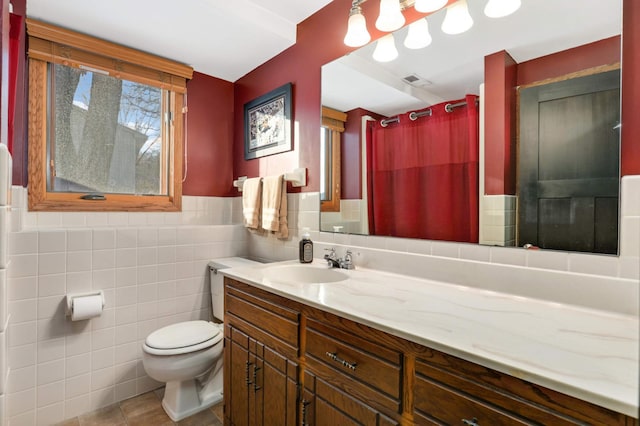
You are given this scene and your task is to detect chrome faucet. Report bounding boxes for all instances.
[324,248,355,270]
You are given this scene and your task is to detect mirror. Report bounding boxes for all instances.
[320,0,622,254]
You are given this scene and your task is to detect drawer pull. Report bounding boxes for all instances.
[301,399,311,426]
[253,365,261,392]
[245,361,253,385]
[462,417,479,426]
[325,351,357,371]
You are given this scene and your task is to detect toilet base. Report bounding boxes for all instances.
[162,379,223,422]
[160,359,224,422]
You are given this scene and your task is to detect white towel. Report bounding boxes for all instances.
[242,177,262,230]
[261,175,288,239]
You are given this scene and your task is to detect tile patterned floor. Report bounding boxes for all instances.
[55,389,224,426]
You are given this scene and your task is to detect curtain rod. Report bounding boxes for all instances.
[380,98,479,126]
[380,116,400,127]
[409,109,432,121]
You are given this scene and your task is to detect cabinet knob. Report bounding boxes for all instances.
[462,417,479,426]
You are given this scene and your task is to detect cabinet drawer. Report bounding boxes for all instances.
[415,351,632,425]
[305,319,402,402]
[225,279,300,358]
[414,373,530,425]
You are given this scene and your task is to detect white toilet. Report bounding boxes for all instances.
[142,257,260,421]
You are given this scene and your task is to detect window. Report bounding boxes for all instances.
[27,19,193,211]
[320,107,346,213]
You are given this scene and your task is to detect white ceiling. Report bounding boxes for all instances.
[322,0,622,117]
[26,0,334,82]
[25,0,622,114]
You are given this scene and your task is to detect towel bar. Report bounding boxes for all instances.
[233,168,306,192]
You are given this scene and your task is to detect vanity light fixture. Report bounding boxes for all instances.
[404,18,432,49]
[372,33,399,62]
[484,0,521,18]
[376,0,406,32]
[344,0,371,47]
[414,0,448,13]
[441,0,473,35]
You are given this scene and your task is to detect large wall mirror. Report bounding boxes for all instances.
[320,0,622,255]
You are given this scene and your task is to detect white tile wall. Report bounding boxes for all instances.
[6,186,248,425]
[3,176,639,424]
[479,195,517,246]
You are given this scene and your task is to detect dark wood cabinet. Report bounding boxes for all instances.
[224,277,638,426]
[224,280,300,426]
[302,369,399,426]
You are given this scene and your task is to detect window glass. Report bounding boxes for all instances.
[49,63,168,196]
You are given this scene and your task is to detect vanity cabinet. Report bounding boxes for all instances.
[224,279,301,426]
[413,349,636,425]
[224,277,638,426]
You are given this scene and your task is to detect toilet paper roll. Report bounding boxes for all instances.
[71,294,103,321]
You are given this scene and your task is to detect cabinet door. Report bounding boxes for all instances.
[254,343,298,426]
[303,370,399,426]
[225,326,251,426]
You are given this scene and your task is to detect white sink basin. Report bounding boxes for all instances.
[262,264,349,284]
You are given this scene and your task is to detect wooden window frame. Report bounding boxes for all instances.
[26,19,193,212]
[321,107,347,213]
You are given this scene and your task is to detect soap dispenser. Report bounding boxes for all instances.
[299,228,313,263]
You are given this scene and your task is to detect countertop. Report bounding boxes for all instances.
[221,259,639,418]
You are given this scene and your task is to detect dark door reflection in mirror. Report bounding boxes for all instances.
[320,0,622,255]
[518,69,620,254]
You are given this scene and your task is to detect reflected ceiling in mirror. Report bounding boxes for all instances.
[322,0,621,117]
[320,0,622,251]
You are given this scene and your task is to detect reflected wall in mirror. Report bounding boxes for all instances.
[320,0,622,254]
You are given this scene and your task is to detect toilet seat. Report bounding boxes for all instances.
[144,320,223,356]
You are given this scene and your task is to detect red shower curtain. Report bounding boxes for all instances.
[366,95,479,243]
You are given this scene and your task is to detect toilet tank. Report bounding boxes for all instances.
[208,257,262,322]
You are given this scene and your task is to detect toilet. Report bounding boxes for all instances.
[142,257,261,421]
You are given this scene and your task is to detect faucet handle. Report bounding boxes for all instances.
[324,247,337,259]
[341,250,355,270]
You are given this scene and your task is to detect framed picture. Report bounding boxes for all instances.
[244,83,293,160]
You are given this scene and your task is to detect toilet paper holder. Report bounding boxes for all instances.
[65,291,105,317]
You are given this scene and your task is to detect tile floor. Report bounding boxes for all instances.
[55,388,224,426]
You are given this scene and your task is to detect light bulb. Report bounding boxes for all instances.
[441,0,473,35]
[414,0,448,13]
[372,34,398,62]
[484,0,521,18]
[344,10,371,47]
[404,18,432,49]
[375,0,405,32]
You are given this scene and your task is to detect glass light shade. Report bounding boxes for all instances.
[375,0,405,32]
[484,0,521,18]
[414,0,448,13]
[372,34,398,62]
[404,18,432,49]
[344,12,371,47]
[441,0,473,35]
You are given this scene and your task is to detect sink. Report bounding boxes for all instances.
[262,264,349,284]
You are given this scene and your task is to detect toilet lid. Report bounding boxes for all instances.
[145,320,221,351]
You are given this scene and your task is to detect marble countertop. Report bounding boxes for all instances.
[221,259,639,418]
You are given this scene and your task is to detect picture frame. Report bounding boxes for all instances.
[244,82,293,160]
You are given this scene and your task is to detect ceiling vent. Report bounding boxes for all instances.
[402,73,432,87]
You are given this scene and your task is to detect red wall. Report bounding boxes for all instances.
[342,108,384,200]
[182,72,235,196]
[7,1,640,195]
[622,0,640,175]
[484,51,517,195]
[233,0,449,193]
